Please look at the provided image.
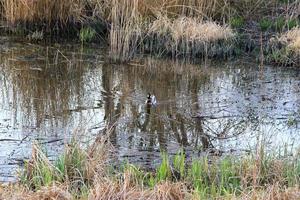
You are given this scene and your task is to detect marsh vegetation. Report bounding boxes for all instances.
[1,0,300,63]
[1,0,300,200]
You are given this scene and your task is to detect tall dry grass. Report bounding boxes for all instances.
[278,28,300,52]
[2,0,87,26]
[1,131,300,200]
[147,16,235,57]
[267,27,300,66]
[109,0,143,63]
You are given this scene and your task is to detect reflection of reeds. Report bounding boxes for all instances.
[1,46,87,129]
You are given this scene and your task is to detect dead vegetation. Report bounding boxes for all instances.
[267,27,300,66]
[145,16,235,58]
[0,0,237,62]
[0,128,300,200]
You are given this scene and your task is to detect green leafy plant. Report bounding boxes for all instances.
[273,16,285,32]
[259,18,273,32]
[287,19,298,29]
[156,152,171,182]
[230,16,245,29]
[80,26,96,43]
[173,150,185,179]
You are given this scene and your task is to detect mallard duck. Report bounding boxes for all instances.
[146,93,157,105]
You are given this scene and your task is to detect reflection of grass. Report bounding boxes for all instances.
[2,134,300,199]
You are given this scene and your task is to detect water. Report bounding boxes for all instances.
[0,36,300,181]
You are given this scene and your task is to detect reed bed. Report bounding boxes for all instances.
[0,0,238,62]
[145,16,235,58]
[109,0,143,63]
[2,0,87,26]
[1,131,300,200]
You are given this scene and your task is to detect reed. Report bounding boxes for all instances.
[109,0,143,63]
[2,0,87,26]
[146,16,235,58]
[1,135,300,199]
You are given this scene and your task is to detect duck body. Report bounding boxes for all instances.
[146,93,157,106]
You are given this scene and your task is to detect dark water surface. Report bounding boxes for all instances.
[0,37,300,181]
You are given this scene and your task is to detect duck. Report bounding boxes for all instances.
[146,93,157,105]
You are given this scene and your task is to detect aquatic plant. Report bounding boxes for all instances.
[173,150,185,179]
[156,152,171,182]
[230,16,245,29]
[80,26,96,43]
[273,16,285,32]
[259,18,273,32]
[287,19,298,30]
[1,136,299,199]
[20,133,111,198]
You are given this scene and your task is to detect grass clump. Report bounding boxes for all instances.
[259,18,273,32]
[267,27,300,66]
[273,16,285,32]
[20,135,111,198]
[287,19,298,30]
[80,26,96,43]
[2,0,86,27]
[2,140,300,199]
[230,16,245,29]
[145,16,236,58]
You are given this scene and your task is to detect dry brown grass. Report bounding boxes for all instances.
[146,15,235,57]
[267,27,300,66]
[2,0,87,26]
[236,184,300,200]
[278,28,300,53]
[89,179,188,200]
[109,0,143,62]
[149,16,234,43]
[0,184,72,200]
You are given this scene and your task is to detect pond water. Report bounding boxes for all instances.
[0,36,300,182]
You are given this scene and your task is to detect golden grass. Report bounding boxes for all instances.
[1,133,300,200]
[2,0,87,26]
[146,15,235,58]
[236,185,300,200]
[278,28,300,53]
[0,0,223,27]
[109,0,143,62]
[149,16,234,43]
[89,178,187,200]
[1,0,236,61]
[0,184,73,200]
